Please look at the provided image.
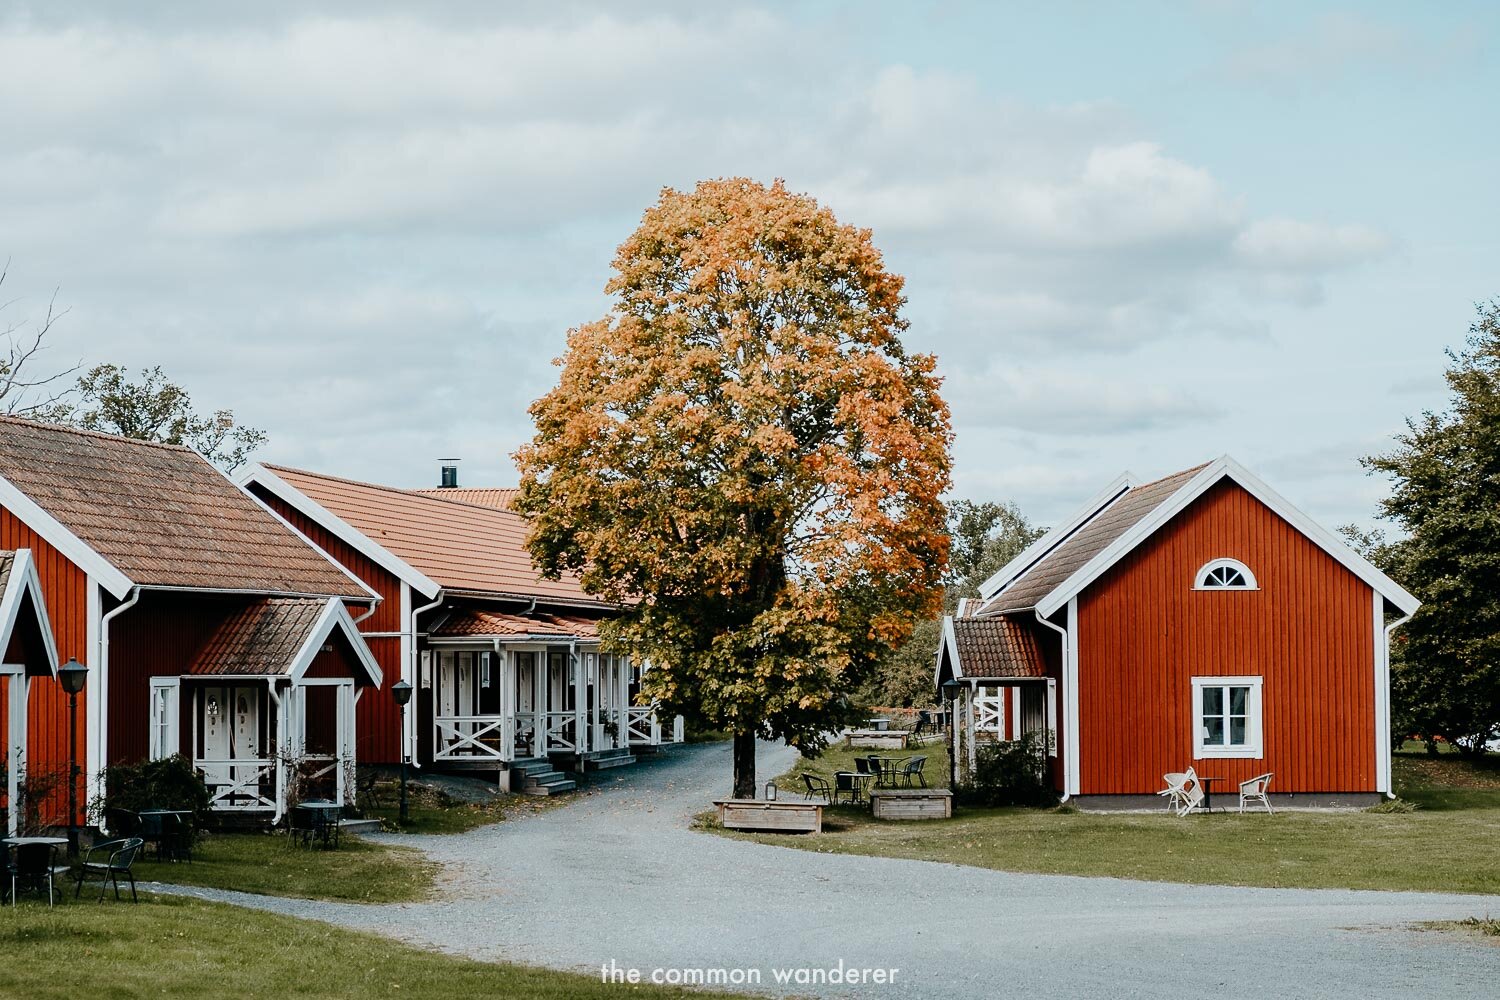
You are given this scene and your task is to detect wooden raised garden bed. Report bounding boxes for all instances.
[847,730,909,750]
[714,799,822,834]
[869,788,953,821]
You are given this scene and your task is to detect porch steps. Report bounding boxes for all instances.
[340,818,382,835]
[511,757,577,796]
[585,748,637,771]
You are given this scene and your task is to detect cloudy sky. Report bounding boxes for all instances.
[2,1,1495,529]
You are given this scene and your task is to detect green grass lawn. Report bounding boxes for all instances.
[363,781,560,834]
[0,895,735,1000]
[714,739,1500,895]
[132,831,437,903]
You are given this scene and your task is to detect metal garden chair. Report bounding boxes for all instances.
[74,837,145,903]
[1238,773,1275,814]
[7,842,67,907]
[900,756,928,787]
[801,773,833,804]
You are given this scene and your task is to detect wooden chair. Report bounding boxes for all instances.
[1238,773,1275,814]
[74,838,145,903]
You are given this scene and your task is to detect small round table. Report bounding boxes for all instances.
[1198,776,1225,813]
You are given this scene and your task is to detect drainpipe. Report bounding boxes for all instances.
[407,590,445,769]
[1034,611,1069,803]
[96,587,142,835]
[268,681,284,825]
[1383,612,1412,799]
[350,598,380,627]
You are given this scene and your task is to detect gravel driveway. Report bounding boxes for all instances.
[155,740,1500,998]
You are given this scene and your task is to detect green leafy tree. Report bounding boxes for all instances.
[865,500,1045,707]
[1363,300,1500,755]
[516,178,953,797]
[51,364,267,471]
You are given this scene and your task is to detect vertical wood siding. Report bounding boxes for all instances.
[1076,480,1376,794]
[0,505,89,824]
[251,490,404,763]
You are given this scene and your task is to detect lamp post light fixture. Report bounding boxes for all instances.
[57,658,88,859]
[390,680,413,824]
[763,780,777,802]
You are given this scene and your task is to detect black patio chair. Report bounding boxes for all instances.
[833,771,861,805]
[913,710,936,738]
[105,808,142,839]
[356,771,381,815]
[74,837,145,903]
[854,756,872,777]
[901,755,928,788]
[137,811,167,860]
[7,841,67,907]
[801,773,833,804]
[161,812,194,863]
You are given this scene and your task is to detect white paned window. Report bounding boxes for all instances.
[1191,676,1263,759]
[148,677,180,759]
[1194,558,1258,590]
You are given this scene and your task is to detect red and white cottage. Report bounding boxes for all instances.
[937,456,1419,808]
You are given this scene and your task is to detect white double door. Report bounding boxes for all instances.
[200,685,261,787]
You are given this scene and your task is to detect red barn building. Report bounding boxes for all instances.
[937,457,1418,808]
[0,417,383,830]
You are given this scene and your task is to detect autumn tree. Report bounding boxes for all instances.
[1363,300,1500,754]
[516,178,952,797]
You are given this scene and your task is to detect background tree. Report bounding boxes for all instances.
[1362,300,1500,755]
[865,500,1044,707]
[0,263,79,416]
[516,178,952,797]
[50,364,268,471]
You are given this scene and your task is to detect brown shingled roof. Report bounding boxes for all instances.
[412,487,518,511]
[0,417,368,598]
[982,464,1207,614]
[431,607,601,640]
[264,466,606,607]
[949,615,1047,679]
[188,598,328,675]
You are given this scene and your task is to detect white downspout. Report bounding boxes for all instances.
[1035,610,1070,803]
[1382,612,1412,799]
[96,586,142,834]
[269,680,284,825]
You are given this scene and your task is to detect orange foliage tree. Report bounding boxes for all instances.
[515,178,952,797]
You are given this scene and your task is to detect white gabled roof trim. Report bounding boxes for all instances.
[239,464,441,600]
[288,598,384,688]
[935,614,963,685]
[974,471,1138,611]
[1033,455,1421,619]
[0,471,134,599]
[0,549,60,675]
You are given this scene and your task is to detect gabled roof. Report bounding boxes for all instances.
[188,597,382,685]
[0,549,59,677]
[246,465,607,609]
[977,455,1420,620]
[0,417,372,601]
[937,613,1048,684]
[412,487,518,511]
[430,607,601,641]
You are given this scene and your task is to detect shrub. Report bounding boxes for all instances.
[955,732,1058,808]
[95,754,212,829]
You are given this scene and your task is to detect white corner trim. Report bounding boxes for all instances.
[239,464,441,600]
[1036,455,1421,618]
[289,598,385,688]
[0,471,133,598]
[1375,593,1410,796]
[977,471,1137,602]
[936,615,962,685]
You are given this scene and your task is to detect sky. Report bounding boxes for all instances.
[1,1,1495,530]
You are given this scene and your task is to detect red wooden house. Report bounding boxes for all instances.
[0,416,383,830]
[936,456,1418,808]
[241,463,681,795]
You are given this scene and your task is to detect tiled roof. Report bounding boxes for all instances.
[982,464,1207,614]
[950,615,1047,679]
[412,487,518,511]
[0,551,14,595]
[0,417,368,598]
[188,598,327,676]
[431,607,601,640]
[264,466,605,607]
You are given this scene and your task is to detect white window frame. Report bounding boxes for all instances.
[1193,558,1258,591]
[1191,675,1263,759]
[148,677,181,760]
[480,651,492,689]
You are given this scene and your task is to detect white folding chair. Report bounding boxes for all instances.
[1158,772,1190,813]
[1238,773,1274,814]
[1176,769,1204,817]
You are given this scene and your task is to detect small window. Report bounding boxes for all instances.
[1191,676,1263,759]
[1194,558,1257,590]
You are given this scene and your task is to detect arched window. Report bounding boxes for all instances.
[1194,558,1257,590]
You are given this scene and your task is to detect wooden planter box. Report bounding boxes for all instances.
[714,799,822,834]
[848,730,909,750]
[869,788,953,821]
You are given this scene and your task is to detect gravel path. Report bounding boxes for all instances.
[152,741,1500,999]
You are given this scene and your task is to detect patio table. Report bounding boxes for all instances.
[139,809,193,861]
[833,770,874,804]
[1197,776,1224,813]
[3,837,68,905]
[868,756,909,788]
[293,800,343,849]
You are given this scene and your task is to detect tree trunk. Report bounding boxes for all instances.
[732,729,757,799]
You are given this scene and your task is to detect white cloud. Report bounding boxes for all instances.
[1233,218,1391,271]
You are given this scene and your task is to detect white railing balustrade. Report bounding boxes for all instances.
[434,715,507,760]
[542,711,578,752]
[672,715,685,743]
[626,706,655,746]
[198,758,276,812]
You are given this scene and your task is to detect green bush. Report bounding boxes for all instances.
[95,754,212,829]
[956,732,1058,808]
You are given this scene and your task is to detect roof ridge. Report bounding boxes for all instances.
[267,464,529,518]
[1128,461,1211,492]
[0,413,197,454]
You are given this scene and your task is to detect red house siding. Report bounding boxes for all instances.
[1076,480,1376,795]
[252,490,405,764]
[0,505,89,824]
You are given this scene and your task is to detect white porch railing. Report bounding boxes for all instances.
[626,706,656,746]
[434,715,508,761]
[198,758,276,812]
[542,711,578,753]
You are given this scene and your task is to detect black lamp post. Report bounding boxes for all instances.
[941,679,962,791]
[390,680,413,824]
[58,658,88,859]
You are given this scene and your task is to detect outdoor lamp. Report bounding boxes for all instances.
[58,657,88,695]
[391,679,413,707]
[940,679,961,701]
[391,680,413,823]
[58,658,87,860]
[763,780,777,802]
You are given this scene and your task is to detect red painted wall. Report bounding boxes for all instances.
[1076,479,1376,795]
[250,488,405,764]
